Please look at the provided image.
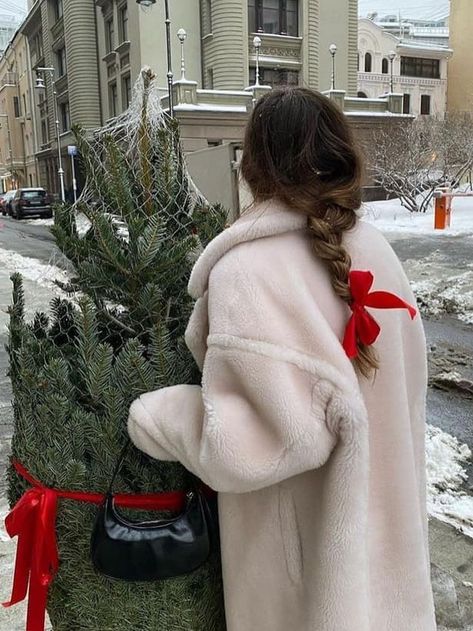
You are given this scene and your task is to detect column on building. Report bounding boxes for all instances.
[201,0,247,90]
[63,0,102,129]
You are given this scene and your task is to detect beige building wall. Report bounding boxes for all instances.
[202,0,358,94]
[97,1,202,122]
[0,31,38,191]
[448,0,473,113]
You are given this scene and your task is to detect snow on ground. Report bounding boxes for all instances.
[363,196,473,324]
[24,217,54,227]
[362,195,473,237]
[426,425,473,538]
[0,248,72,334]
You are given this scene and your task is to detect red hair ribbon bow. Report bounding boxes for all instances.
[342,270,417,359]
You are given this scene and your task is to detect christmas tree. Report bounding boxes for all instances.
[6,68,227,631]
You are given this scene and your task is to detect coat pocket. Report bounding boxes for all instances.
[278,487,303,585]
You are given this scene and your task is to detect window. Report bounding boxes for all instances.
[41,119,48,145]
[60,102,70,132]
[105,18,115,53]
[122,74,131,110]
[201,0,213,36]
[22,94,27,117]
[403,93,410,114]
[248,0,299,37]
[56,47,66,77]
[109,82,118,117]
[118,5,128,43]
[249,66,298,87]
[364,52,372,72]
[207,68,214,89]
[382,58,389,74]
[13,96,20,118]
[420,94,431,115]
[357,91,368,98]
[53,0,63,22]
[400,56,440,79]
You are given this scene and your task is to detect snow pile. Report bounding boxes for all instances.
[411,274,473,325]
[362,196,473,237]
[0,249,70,292]
[426,425,473,537]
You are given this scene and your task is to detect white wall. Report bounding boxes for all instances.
[358,18,450,117]
[138,2,202,88]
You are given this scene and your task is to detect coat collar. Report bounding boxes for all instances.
[188,200,307,299]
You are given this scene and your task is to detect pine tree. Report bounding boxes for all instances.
[7,68,227,631]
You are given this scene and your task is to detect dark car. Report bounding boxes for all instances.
[10,188,53,220]
[1,190,17,216]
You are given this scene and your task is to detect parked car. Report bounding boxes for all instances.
[10,188,53,220]
[1,190,17,216]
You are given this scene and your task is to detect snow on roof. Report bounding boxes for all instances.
[359,0,449,22]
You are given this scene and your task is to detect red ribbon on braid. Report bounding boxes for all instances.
[342,270,417,359]
[3,460,215,631]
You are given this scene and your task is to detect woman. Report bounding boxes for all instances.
[128,88,436,631]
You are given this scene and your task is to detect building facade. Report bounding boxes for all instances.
[0,30,38,192]
[95,0,359,123]
[447,0,473,113]
[358,18,451,117]
[21,0,101,199]
[0,0,400,198]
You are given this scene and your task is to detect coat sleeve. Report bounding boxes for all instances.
[128,333,338,494]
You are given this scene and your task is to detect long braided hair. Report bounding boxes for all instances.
[240,87,378,378]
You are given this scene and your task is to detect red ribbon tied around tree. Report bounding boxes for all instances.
[342,270,417,359]
[2,460,194,631]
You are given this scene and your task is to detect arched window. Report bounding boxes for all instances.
[365,52,372,72]
[357,91,368,98]
[382,58,389,74]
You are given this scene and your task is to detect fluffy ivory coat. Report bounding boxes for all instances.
[128,200,436,631]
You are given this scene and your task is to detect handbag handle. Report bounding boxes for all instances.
[106,439,201,496]
[106,439,132,496]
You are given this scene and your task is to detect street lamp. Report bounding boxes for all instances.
[0,114,14,190]
[329,43,337,90]
[388,50,396,93]
[137,0,174,117]
[35,66,65,202]
[253,36,262,87]
[177,28,187,81]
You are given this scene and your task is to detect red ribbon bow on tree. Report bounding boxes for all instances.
[3,461,192,631]
[342,270,417,359]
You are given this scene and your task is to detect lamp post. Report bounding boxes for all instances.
[0,114,14,189]
[253,36,262,86]
[137,0,174,117]
[388,50,396,93]
[35,67,65,202]
[177,28,187,81]
[329,43,337,90]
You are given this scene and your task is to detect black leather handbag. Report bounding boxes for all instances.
[90,440,215,582]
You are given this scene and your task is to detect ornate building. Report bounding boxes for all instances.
[358,17,451,117]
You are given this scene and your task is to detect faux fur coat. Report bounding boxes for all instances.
[128,200,436,631]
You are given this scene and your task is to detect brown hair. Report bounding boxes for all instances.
[240,87,378,378]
